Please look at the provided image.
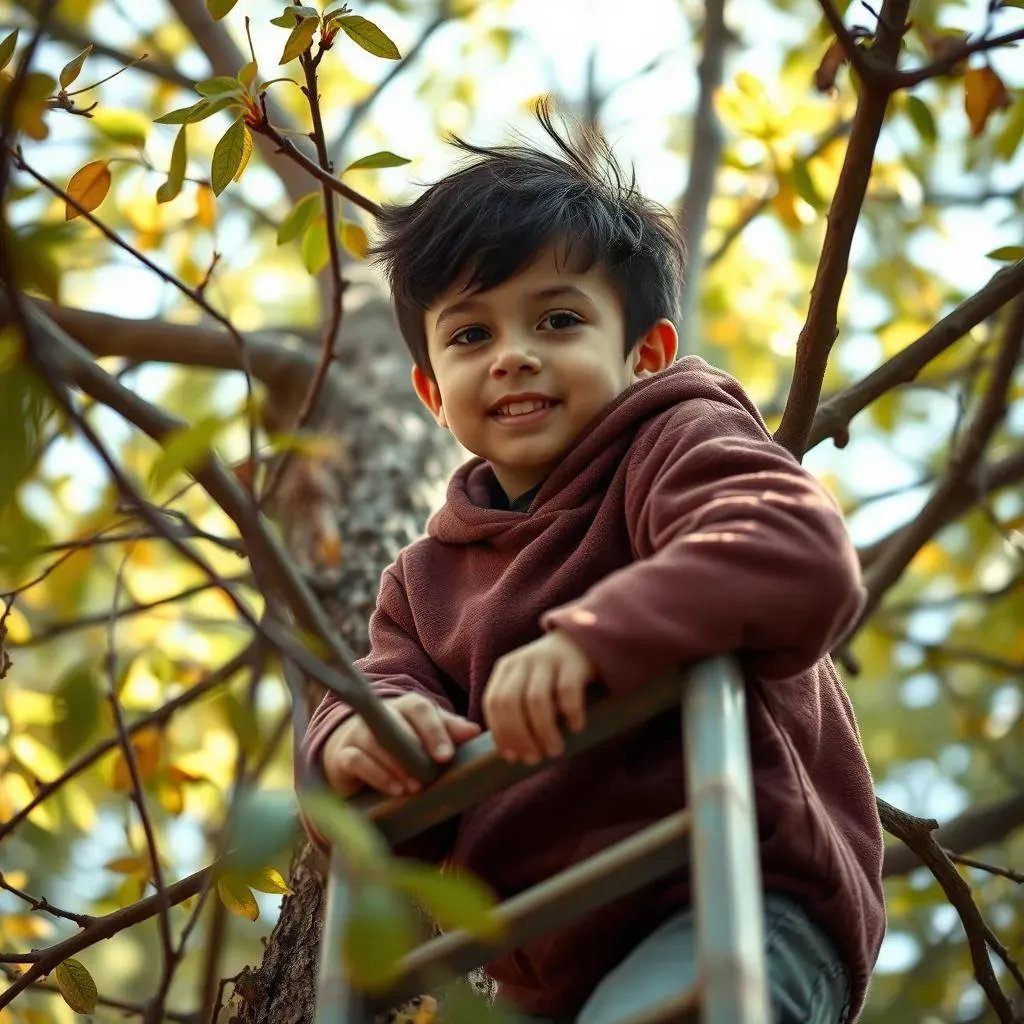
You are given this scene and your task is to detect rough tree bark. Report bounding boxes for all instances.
[230,290,463,1024]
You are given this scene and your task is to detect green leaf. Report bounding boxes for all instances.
[217,876,260,920]
[279,15,319,65]
[238,60,258,89]
[205,0,239,18]
[277,191,321,245]
[339,220,369,260]
[789,158,824,210]
[1000,0,1024,8]
[301,215,330,275]
[343,150,410,172]
[905,95,937,145]
[156,125,187,204]
[986,246,1024,262]
[298,789,388,869]
[390,862,502,940]
[54,959,98,1014]
[54,663,102,758]
[343,882,417,991]
[234,123,253,182]
[0,29,19,73]
[241,866,294,895]
[211,115,247,196]
[91,108,149,147]
[149,414,228,490]
[0,351,52,508]
[196,74,242,96]
[155,94,237,125]
[59,44,92,90]
[270,9,299,28]
[223,788,298,874]
[339,15,401,59]
[219,688,261,757]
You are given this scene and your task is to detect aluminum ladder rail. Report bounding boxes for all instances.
[314,655,769,1024]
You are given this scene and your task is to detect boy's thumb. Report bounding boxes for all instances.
[442,711,482,738]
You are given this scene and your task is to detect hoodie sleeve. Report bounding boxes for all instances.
[298,558,460,861]
[540,398,865,694]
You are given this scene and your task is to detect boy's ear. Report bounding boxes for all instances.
[631,319,678,378]
[411,365,448,428]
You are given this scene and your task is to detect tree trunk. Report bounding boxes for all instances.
[231,293,462,1024]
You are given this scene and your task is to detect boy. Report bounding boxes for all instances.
[302,105,885,1023]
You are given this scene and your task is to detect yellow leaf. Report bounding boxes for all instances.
[1,913,54,941]
[10,733,63,782]
[65,160,111,221]
[242,866,294,895]
[217,877,260,920]
[195,183,217,228]
[339,220,368,260]
[54,958,98,1014]
[111,727,163,790]
[104,855,149,875]
[2,773,57,831]
[965,66,1012,137]
[2,604,30,642]
[158,781,184,815]
[233,124,253,182]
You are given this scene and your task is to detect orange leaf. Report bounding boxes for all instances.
[65,160,111,220]
[111,727,163,790]
[964,66,1012,137]
[814,39,847,94]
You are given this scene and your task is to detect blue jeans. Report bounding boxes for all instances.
[512,894,851,1024]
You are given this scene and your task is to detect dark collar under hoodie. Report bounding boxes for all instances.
[302,356,885,1021]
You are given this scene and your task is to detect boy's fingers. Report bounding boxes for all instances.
[329,745,406,797]
[556,675,587,733]
[525,668,563,759]
[441,711,482,742]
[490,668,537,764]
[401,698,459,762]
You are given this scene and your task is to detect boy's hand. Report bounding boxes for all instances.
[483,629,597,765]
[322,693,481,798]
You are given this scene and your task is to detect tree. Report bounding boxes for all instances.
[0,0,1022,1021]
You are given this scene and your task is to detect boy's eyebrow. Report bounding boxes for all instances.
[432,285,594,334]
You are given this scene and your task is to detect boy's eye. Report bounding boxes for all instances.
[538,310,583,331]
[449,325,490,346]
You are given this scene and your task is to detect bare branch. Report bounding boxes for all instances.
[773,0,911,458]
[15,574,249,647]
[0,864,214,1008]
[0,872,96,928]
[857,296,1024,623]
[895,26,1024,89]
[946,852,1024,886]
[255,117,383,219]
[809,260,1024,450]
[675,0,729,352]
[878,799,1019,1022]
[884,792,1024,878]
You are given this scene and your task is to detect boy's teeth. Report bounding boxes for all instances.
[497,399,551,416]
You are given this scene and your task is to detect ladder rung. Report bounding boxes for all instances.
[353,667,691,848]
[367,810,692,1014]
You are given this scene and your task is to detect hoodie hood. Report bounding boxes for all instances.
[428,356,764,545]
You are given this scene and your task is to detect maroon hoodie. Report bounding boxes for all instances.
[302,357,885,1020]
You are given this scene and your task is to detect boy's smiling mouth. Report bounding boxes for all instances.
[488,394,561,422]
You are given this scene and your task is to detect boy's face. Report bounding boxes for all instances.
[413,243,677,499]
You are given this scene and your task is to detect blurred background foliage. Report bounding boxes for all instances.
[0,0,1022,1020]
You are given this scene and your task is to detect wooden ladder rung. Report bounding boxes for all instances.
[368,810,692,1014]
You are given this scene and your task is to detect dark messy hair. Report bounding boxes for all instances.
[369,100,686,377]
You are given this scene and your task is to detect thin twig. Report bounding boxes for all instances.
[895,26,1024,89]
[0,873,96,927]
[946,852,1024,886]
[877,799,1018,1022]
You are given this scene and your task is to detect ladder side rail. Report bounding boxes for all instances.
[683,656,769,1024]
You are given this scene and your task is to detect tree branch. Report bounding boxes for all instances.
[0,873,96,928]
[675,0,729,354]
[883,793,1024,878]
[894,26,1024,89]
[809,260,1024,450]
[815,0,876,86]
[255,117,383,218]
[878,799,1020,1022]
[773,0,910,458]
[0,865,214,1008]
[857,295,1024,623]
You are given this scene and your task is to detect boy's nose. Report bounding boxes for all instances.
[489,337,541,377]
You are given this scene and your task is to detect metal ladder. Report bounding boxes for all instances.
[313,655,769,1024]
